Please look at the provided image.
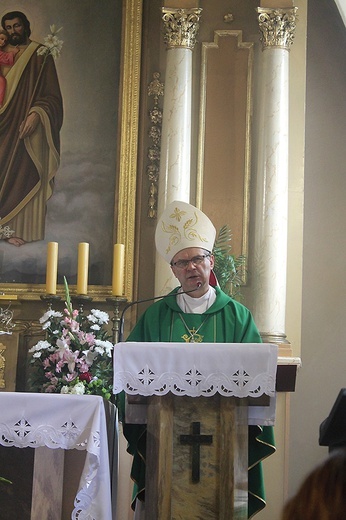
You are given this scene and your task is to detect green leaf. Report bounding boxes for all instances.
[63,276,73,314]
[212,225,247,300]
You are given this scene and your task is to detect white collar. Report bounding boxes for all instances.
[177,286,216,314]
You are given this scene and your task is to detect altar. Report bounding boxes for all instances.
[0,393,117,520]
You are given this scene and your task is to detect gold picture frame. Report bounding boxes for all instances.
[0,0,143,301]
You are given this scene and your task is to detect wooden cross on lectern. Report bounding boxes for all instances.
[179,421,213,483]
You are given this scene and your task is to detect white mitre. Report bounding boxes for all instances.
[155,200,216,263]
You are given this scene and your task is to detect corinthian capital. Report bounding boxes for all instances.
[162,7,202,50]
[257,7,298,50]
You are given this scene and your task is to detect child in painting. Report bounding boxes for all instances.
[0,29,19,106]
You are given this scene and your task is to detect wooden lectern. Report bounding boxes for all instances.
[145,393,250,519]
[114,342,280,520]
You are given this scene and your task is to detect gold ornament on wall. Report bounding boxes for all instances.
[0,345,6,389]
[0,305,14,335]
[147,72,164,218]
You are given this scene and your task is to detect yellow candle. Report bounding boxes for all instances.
[46,242,58,295]
[112,243,125,295]
[77,242,89,295]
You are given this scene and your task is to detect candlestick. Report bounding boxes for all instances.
[46,242,58,295]
[40,294,61,311]
[112,243,125,296]
[77,242,89,295]
[106,296,128,343]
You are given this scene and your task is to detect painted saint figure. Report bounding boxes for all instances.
[0,11,63,246]
[0,29,19,106]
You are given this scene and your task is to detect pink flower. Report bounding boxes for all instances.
[43,358,50,369]
[64,372,77,382]
[79,362,90,372]
[78,331,95,346]
[61,349,79,372]
[44,384,57,393]
[55,360,65,373]
[49,352,60,363]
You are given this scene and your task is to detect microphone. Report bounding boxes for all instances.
[118,283,202,343]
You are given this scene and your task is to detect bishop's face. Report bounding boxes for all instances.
[170,247,214,297]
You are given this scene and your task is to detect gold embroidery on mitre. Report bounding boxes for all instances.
[161,222,181,255]
[161,207,209,257]
[183,213,208,244]
[170,207,186,222]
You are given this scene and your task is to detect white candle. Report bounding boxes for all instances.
[77,242,89,295]
[46,242,58,295]
[112,244,125,296]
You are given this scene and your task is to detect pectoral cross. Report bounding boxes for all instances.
[179,421,213,483]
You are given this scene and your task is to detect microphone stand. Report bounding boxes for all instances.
[118,284,201,343]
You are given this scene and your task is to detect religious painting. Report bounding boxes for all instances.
[0,0,141,297]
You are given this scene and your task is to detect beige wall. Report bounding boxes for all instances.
[288,0,346,499]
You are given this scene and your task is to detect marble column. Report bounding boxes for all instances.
[155,7,202,294]
[252,7,297,347]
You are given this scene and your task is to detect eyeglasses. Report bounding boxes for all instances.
[171,254,211,269]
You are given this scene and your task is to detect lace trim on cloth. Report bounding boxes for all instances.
[113,342,277,398]
[0,393,114,520]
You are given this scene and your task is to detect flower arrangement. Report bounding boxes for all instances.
[28,278,114,400]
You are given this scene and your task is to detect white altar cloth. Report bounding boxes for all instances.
[113,342,277,398]
[0,392,115,520]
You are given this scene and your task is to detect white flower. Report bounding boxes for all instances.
[37,26,63,60]
[37,46,48,56]
[33,351,42,358]
[90,324,100,331]
[56,338,69,358]
[71,382,85,395]
[50,24,62,35]
[28,340,51,353]
[60,382,85,395]
[83,349,98,365]
[42,321,51,330]
[94,339,113,357]
[39,310,63,324]
[88,309,109,325]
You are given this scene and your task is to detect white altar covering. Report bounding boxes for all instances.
[113,342,278,425]
[0,392,115,520]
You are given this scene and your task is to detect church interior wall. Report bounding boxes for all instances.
[287,0,346,500]
[2,0,346,518]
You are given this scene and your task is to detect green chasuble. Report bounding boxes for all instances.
[121,286,275,518]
